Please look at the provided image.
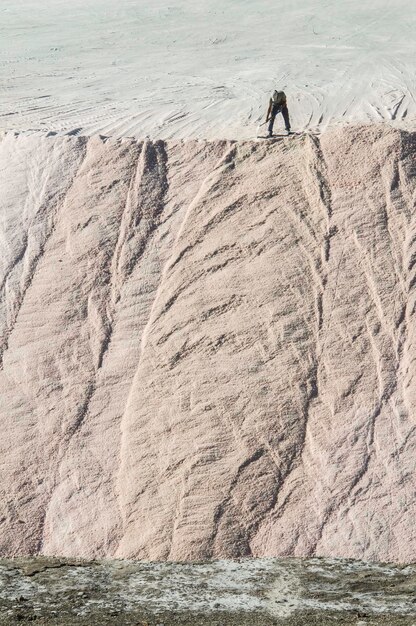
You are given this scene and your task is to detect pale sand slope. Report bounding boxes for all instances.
[0,125,416,563]
[1,0,416,139]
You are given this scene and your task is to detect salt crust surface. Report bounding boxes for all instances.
[1,557,416,620]
[1,0,416,139]
[0,126,416,562]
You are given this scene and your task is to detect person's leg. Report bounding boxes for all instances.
[268,112,276,135]
[268,104,278,135]
[281,105,291,131]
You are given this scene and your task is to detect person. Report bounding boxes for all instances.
[266,90,291,137]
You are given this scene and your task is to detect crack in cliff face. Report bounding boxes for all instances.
[110,140,168,282]
[307,135,336,351]
[88,141,144,371]
[93,140,170,372]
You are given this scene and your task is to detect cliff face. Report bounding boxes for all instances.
[0,126,415,562]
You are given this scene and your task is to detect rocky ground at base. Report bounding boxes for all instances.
[1,557,416,625]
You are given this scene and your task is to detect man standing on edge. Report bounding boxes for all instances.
[266,90,291,137]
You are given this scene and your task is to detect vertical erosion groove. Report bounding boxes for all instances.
[115,141,236,554]
[0,136,88,369]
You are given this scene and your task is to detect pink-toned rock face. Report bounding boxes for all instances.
[0,126,415,563]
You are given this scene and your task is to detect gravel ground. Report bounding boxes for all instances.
[1,557,416,625]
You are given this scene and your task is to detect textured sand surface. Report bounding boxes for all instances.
[0,126,416,562]
[1,0,416,139]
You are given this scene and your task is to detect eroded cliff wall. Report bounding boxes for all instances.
[0,126,415,562]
